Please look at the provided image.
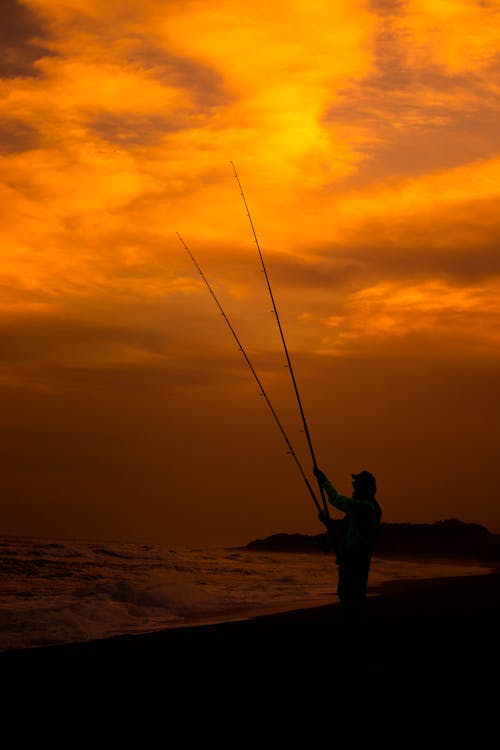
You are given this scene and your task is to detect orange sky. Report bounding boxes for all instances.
[1,0,500,546]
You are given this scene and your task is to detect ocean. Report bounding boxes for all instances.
[0,533,492,653]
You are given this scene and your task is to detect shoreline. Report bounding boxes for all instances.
[1,561,495,657]
[2,568,498,657]
[1,562,497,657]
[2,570,499,736]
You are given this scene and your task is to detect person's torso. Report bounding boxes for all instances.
[341,498,382,554]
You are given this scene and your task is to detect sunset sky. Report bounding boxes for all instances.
[1,0,499,546]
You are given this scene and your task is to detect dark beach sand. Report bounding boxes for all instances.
[3,570,499,739]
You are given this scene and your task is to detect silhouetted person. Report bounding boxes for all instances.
[314,467,382,617]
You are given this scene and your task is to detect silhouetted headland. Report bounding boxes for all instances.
[245,517,500,562]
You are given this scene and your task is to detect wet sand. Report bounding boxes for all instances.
[3,570,499,739]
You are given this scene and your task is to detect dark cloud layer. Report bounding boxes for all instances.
[0,118,40,153]
[2,333,499,544]
[0,0,54,78]
[87,112,187,146]
[0,312,260,392]
[131,45,232,109]
[259,227,500,293]
[85,45,232,144]
[0,314,168,363]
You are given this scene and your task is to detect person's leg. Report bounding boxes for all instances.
[337,562,360,611]
[336,562,348,605]
[338,554,371,616]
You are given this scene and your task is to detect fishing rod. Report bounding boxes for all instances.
[176,232,322,513]
[230,161,330,518]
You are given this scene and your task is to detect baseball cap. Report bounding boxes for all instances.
[352,470,377,495]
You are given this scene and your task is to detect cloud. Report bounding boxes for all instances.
[0,0,55,78]
[86,111,199,148]
[0,314,167,363]
[0,117,40,153]
[316,278,500,356]
[323,1,500,187]
[0,309,266,395]
[401,0,500,75]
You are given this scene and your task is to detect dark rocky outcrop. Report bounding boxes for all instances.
[246,518,500,562]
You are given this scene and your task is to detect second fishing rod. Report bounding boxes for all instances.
[230,161,330,519]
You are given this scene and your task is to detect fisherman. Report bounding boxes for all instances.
[313,467,382,616]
